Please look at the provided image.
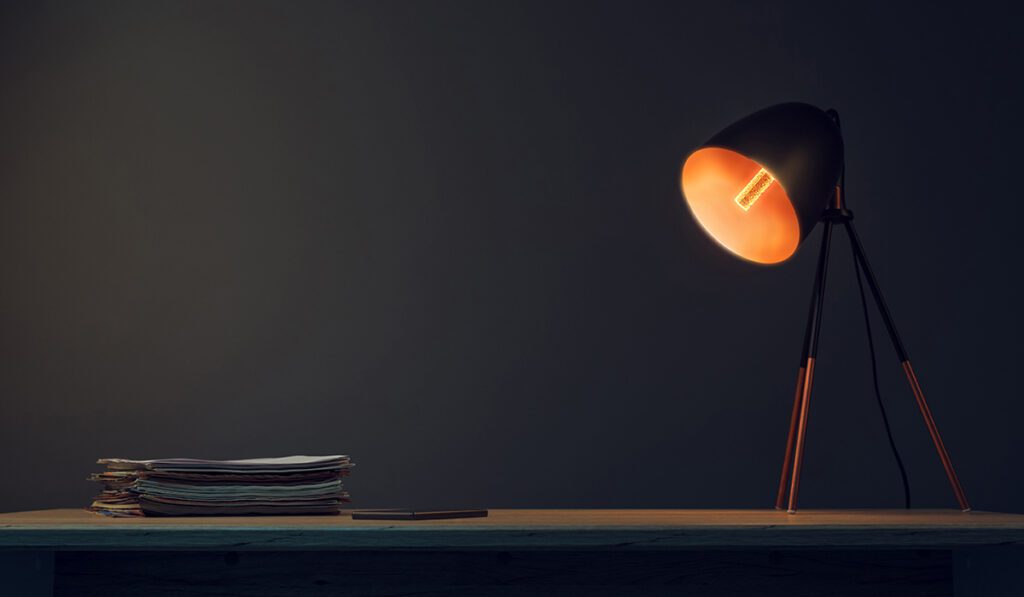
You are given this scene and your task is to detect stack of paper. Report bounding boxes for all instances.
[88,455,352,516]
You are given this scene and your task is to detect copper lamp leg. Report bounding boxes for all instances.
[902,361,971,511]
[776,200,836,510]
[787,358,817,513]
[783,220,834,513]
[775,367,805,510]
[844,221,971,512]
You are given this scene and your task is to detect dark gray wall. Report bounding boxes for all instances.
[1,0,1021,513]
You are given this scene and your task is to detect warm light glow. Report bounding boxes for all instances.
[680,148,800,264]
[734,168,775,211]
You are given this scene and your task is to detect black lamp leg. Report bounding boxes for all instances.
[784,220,835,513]
[842,221,971,511]
[776,221,832,510]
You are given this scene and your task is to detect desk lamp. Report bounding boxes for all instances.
[680,103,970,513]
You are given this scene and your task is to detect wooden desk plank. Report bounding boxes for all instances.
[2,509,1024,550]
[53,550,956,597]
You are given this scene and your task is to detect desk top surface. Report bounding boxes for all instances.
[2,509,1024,550]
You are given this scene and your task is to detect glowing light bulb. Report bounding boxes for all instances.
[734,168,775,211]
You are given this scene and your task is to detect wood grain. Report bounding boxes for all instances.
[2,509,1024,551]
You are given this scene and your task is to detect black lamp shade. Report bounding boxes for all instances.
[680,103,844,264]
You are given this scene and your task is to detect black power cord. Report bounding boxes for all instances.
[850,237,912,508]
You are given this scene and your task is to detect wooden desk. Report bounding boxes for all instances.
[2,509,1023,596]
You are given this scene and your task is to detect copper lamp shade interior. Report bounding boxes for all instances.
[681,148,800,264]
